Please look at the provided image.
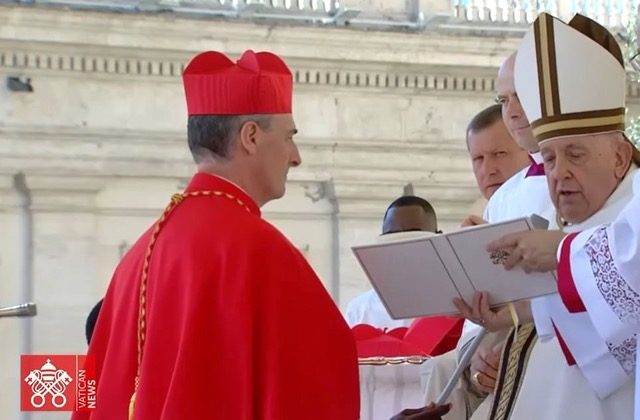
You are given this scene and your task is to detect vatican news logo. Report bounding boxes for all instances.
[20,355,97,412]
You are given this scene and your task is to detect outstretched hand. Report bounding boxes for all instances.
[486,230,567,273]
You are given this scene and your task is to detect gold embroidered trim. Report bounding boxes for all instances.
[489,323,537,420]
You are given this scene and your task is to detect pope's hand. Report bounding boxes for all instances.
[486,230,567,273]
[453,292,531,332]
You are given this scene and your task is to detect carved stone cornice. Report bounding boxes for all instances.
[2,42,639,99]
[0,4,512,98]
[0,172,478,221]
[0,42,502,96]
[332,197,477,222]
[3,5,640,98]
[0,126,475,181]
[329,178,478,220]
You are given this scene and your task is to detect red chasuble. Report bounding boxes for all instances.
[72,172,360,420]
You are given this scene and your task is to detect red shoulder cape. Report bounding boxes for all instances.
[72,173,359,419]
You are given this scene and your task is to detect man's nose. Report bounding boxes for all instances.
[550,155,571,180]
[290,143,302,167]
[483,156,499,176]
[506,97,525,121]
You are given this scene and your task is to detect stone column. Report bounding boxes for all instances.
[331,180,409,309]
[0,174,28,420]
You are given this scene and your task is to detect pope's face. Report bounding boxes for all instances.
[540,133,629,223]
[255,114,301,202]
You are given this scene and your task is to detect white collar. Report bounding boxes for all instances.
[530,152,544,165]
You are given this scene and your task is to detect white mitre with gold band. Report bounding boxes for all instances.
[515,13,640,163]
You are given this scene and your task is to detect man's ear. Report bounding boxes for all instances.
[238,120,260,155]
[614,138,633,179]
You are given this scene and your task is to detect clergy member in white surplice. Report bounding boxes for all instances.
[423,96,549,420]
[456,12,640,420]
[482,53,551,228]
[457,56,556,420]
[459,53,554,355]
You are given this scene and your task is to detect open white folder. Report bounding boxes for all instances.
[352,215,558,319]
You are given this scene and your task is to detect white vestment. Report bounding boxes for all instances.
[491,167,639,420]
[349,232,439,419]
[482,154,552,226]
[346,289,419,420]
[425,154,553,420]
[344,289,413,329]
[559,169,640,419]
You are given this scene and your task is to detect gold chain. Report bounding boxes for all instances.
[129,190,250,419]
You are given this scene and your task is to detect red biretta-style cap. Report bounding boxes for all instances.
[182,50,293,116]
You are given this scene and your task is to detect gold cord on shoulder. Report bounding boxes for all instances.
[128,190,250,419]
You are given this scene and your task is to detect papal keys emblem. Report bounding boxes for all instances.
[24,359,73,408]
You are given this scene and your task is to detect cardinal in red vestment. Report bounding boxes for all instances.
[71,50,360,419]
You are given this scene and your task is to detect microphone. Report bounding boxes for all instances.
[0,303,37,318]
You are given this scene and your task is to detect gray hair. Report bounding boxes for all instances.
[187,114,272,163]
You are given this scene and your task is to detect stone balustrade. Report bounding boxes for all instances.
[453,0,638,28]
[18,0,640,29]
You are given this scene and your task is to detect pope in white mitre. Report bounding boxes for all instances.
[455,12,640,420]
